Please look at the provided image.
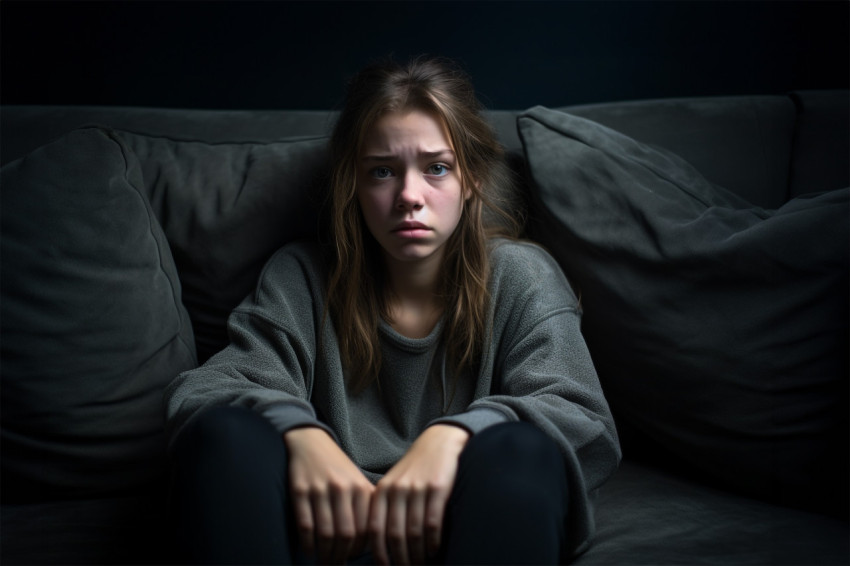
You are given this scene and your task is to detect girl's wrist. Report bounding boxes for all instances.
[424,423,471,449]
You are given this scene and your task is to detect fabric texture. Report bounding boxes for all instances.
[519,106,849,517]
[557,95,797,208]
[0,127,197,501]
[114,130,330,363]
[164,239,621,556]
[0,489,171,565]
[573,460,850,565]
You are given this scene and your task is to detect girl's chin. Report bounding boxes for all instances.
[381,241,444,264]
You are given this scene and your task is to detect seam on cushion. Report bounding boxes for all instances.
[747,98,773,207]
[234,146,253,203]
[126,332,197,381]
[519,113,716,209]
[111,127,328,146]
[785,92,805,204]
[101,127,198,366]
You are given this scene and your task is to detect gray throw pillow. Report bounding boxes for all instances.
[1,127,197,501]
[114,131,329,364]
[519,106,849,517]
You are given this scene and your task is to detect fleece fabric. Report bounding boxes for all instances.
[164,239,621,554]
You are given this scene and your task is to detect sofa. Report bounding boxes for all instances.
[1,90,848,565]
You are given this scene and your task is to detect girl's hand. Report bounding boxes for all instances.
[284,427,375,564]
[369,424,470,565]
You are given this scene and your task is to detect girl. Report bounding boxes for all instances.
[166,56,620,565]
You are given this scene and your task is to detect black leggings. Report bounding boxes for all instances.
[169,406,569,565]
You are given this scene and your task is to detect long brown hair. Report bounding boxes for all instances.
[326,56,520,392]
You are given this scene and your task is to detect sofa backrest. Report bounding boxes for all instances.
[4,91,847,206]
[2,92,847,363]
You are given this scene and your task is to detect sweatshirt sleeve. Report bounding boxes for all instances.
[462,241,622,556]
[163,243,334,448]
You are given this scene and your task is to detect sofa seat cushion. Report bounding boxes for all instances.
[519,106,849,517]
[0,487,169,565]
[0,127,197,501]
[576,460,850,565]
[113,130,329,363]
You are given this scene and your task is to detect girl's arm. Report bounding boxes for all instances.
[167,243,375,563]
[433,241,622,557]
[164,244,329,446]
[440,242,621,487]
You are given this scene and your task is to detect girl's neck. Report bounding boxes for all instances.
[383,251,445,339]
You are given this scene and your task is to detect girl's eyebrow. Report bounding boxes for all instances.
[361,149,455,162]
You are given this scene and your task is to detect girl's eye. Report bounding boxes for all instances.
[371,167,393,179]
[427,164,449,176]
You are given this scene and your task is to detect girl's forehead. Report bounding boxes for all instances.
[361,109,453,153]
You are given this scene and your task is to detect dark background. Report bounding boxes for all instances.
[2,0,848,110]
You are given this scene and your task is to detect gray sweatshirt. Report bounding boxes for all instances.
[164,239,620,555]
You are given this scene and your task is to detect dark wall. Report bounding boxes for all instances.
[2,0,848,110]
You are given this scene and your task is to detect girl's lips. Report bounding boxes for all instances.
[392,221,430,231]
[392,222,431,239]
[394,229,431,238]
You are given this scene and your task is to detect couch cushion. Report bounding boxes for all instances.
[559,96,796,208]
[0,127,197,501]
[0,106,338,167]
[519,106,849,517]
[575,461,850,565]
[114,130,329,363]
[788,90,850,199]
[0,486,170,565]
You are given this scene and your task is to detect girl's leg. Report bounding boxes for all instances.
[440,421,569,565]
[168,405,297,565]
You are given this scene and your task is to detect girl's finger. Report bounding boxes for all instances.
[350,486,372,557]
[330,488,356,564]
[407,486,427,564]
[425,486,449,558]
[387,487,411,565]
[292,488,316,557]
[369,489,390,566]
[312,489,336,564]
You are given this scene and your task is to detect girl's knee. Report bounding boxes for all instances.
[445,422,569,560]
[174,405,283,464]
[462,421,564,472]
[454,422,569,513]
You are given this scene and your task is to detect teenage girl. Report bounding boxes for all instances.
[166,56,620,565]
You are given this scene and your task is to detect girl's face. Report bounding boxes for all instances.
[357,109,466,268]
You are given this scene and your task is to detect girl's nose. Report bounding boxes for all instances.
[396,172,425,211]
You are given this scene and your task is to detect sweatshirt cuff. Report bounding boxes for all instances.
[261,402,337,441]
[429,407,511,436]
